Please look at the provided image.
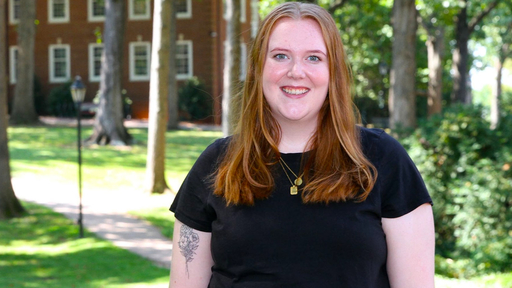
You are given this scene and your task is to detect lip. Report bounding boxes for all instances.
[280,86,310,98]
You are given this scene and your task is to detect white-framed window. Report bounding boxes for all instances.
[88,43,103,82]
[176,0,192,19]
[129,42,151,81]
[129,0,150,20]
[9,0,20,24]
[223,0,246,23]
[240,42,247,81]
[176,40,193,80]
[49,44,71,83]
[88,0,105,22]
[48,0,70,23]
[9,46,18,84]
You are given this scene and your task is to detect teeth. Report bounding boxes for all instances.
[282,87,309,95]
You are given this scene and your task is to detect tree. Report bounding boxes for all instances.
[0,0,25,219]
[9,0,38,125]
[222,0,242,136]
[167,0,178,130]
[451,0,501,104]
[87,0,132,146]
[145,0,172,194]
[389,0,418,129]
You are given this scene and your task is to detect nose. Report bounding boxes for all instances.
[287,60,306,79]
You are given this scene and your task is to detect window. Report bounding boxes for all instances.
[240,43,247,81]
[88,0,105,22]
[129,0,150,20]
[176,0,192,19]
[9,46,18,84]
[176,40,193,80]
[129,42,151,81]
[48,0,69,23]
[49,44,70,83]
[88,44,103,82]
[9,0,20,24]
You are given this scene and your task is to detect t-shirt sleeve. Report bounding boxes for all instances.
[170,138,226,232]
[370,130,432,218]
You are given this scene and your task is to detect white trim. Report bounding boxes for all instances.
[88,0,105,22]
[9,46,18,84]
[240,42,247,81]
[176,0,192,19]
[129,42,151,81]
[88,43,103,82]
[49,44,71,83]
[9,0,20,24]
[129,0,151,20]
[176,40,193,80]
[48,0,70,23]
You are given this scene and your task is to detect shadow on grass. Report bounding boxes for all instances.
[0,202,168,288]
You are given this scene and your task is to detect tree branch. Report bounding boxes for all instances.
[468,0,501,33]
[328,0,349,14]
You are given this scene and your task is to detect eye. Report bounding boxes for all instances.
[307,55,321,62]
[273,53,288,60]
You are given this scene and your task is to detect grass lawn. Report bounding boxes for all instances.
[0,202,169,288]
[5,124,512,287]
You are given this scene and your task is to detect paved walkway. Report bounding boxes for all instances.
[13,175,176,269]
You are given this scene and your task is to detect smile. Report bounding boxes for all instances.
[281,87,310,95]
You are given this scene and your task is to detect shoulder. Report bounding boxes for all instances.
[190,136,232,175]
[358,127,404,159]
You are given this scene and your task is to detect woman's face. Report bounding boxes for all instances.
[262,17,329,127]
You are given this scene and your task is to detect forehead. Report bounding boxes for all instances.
[267,18,327,52]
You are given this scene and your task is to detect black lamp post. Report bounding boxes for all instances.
[70,76,86,238]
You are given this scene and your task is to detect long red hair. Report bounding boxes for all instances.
[214,2,377,205]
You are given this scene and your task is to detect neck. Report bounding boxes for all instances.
[277,120,317,153]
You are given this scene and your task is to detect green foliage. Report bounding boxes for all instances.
[402,104,512,277]
[46,81,76,117]
[178,77,213,121]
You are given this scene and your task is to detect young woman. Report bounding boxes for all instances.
[169,2,434,287]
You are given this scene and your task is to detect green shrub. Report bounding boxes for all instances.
[402,104,512,276]
[46,81,76,117]
[178,77,213,121]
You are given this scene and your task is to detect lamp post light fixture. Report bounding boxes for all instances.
[70,75,86,238]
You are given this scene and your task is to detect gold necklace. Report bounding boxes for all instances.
[279,157,304,195]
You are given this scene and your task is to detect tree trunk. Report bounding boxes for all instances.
[0,0,25,219]
[222,0,242,136]
[87,0,132,146]
[451,2,470,104]
[389,0,417,129]
[167,0,178,130]
[9,0,38,125]
[145,0,171,194]
[490,58,502,130]
[426,27,444,117]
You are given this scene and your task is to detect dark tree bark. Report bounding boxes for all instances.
[0,0,26,219]
[145,0,172,194]
[222,0,242,136]
[389,0,418,129]
[87,0,132,145]
[9,0,38,125]
[451,0,501,104]
[167,0,178,130]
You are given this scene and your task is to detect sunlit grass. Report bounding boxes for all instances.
[0,202,169,288]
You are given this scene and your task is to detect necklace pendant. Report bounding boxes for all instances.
[290,185,298,195]
[294,177,303,186]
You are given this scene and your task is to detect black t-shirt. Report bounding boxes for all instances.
[170,127,432,288]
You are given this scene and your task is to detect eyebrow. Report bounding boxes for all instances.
[269,47,327,56]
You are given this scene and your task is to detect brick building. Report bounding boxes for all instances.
[5,0,258,122]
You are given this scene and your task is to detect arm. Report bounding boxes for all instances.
[382,203,435,288]
[169,220,214,288]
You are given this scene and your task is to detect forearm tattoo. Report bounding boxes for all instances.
[178,224,200,277]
